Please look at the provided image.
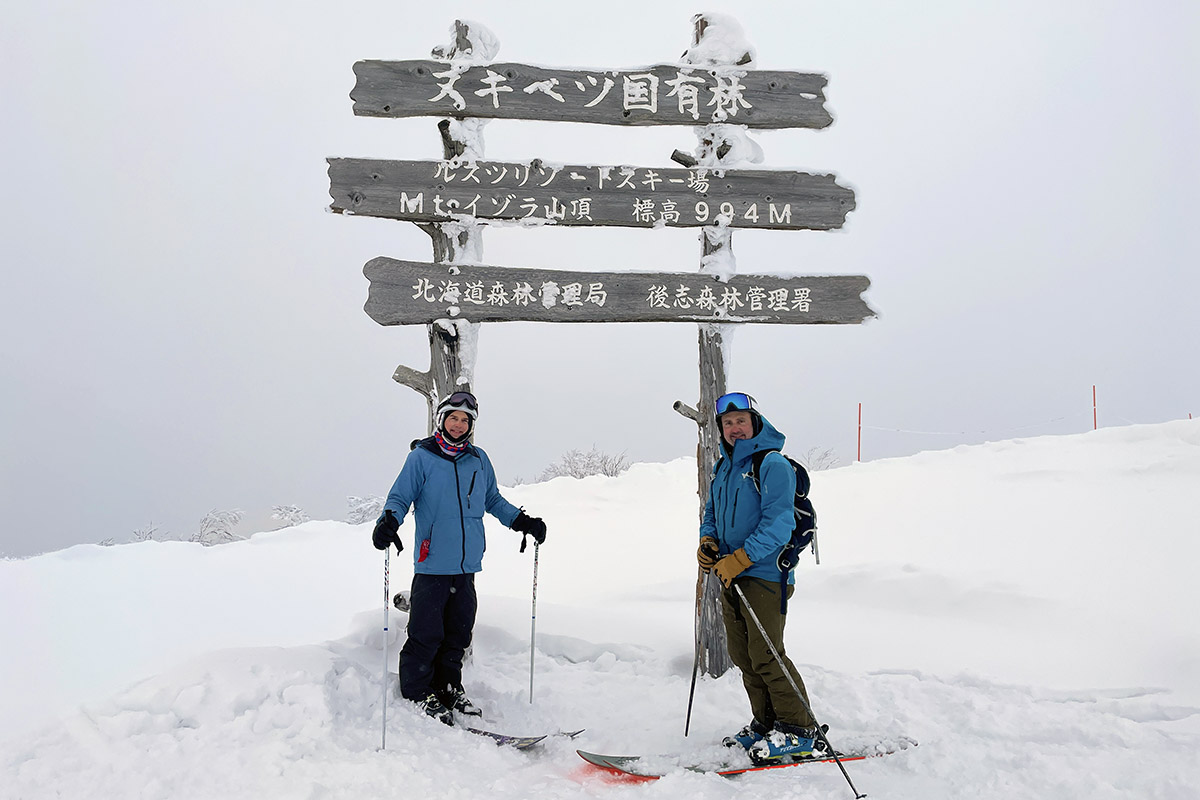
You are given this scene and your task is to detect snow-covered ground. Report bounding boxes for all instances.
[3,420,1198,799]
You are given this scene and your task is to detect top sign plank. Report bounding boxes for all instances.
[351,60,834,129]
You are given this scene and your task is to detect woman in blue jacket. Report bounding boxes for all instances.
[697,391,818,763]
[372,391,546,724]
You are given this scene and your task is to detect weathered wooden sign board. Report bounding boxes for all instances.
[363,257,873,325]
[351,60,833,129]
[328,158,855,230]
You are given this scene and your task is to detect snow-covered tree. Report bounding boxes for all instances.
[346,496,383,525]
[193,509,244,546]
[270,505,310,529]
[537,447,629,481]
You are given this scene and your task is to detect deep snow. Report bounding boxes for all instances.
[3,420,1198,799]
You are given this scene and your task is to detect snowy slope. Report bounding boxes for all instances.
[2,421,1198,799]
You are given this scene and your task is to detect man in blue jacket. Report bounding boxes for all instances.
[372,391,546,725]
[697,391,818,762]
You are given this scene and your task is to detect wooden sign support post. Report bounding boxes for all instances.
[673,15,750,678]
[389,22,487,433]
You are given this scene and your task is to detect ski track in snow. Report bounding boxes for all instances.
[3,421,1200,799]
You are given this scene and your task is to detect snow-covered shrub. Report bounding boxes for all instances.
[192,509,244,546]
[131,523,158,542]
[800,447,840,471]
[270,505,310,529]
[346,496,383,525]
[536,447,629,482]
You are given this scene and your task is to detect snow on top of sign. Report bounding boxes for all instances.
[434,19,500,65]
[681,13,757,68]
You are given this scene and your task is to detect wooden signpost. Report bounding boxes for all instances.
[329,17,876,681]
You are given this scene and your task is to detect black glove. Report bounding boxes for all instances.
[512,511,547,551]
[372,510,403,553]
[697,537,719,572]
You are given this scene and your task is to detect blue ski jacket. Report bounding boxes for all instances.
[383,438,521,575]
[700,414,797,585]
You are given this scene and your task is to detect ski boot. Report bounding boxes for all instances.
[722,718,770,749]
[748,722,816,764]
[392,591,410,612]
[439,686,483,717]
[419,693,454,726]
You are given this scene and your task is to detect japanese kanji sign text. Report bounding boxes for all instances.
[363,257,875,325]
[329,158,855,231]
[351,61,833,129]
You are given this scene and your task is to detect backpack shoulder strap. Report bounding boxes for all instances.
[748,449,782,490]
[711,454,726,478]
[790,456,812,498]
[750,450,812,498]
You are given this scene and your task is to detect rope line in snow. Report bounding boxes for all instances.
[861,410,1093,438]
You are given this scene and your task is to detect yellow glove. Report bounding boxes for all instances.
[697,537,719,572]
[713,548,753,588]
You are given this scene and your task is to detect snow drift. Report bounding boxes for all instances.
[2,420,1198,799]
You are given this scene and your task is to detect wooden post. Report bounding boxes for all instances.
[390,22,486,433]
[858,402,862,462]
[1093,384,1098,430]
[694,322,732,677]
[676,13,761,679]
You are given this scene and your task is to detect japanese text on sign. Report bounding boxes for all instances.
[429,66,754,122]
[409,277,811,314]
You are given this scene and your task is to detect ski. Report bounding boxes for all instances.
[467,727,585,750]
[577,736,916,781]
[466,727,547,749]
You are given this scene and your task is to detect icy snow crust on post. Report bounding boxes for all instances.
[680,13,757,69]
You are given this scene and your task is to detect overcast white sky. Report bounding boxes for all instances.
[2,0,1197,556]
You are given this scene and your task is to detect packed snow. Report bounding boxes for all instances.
[3,420,1198,799]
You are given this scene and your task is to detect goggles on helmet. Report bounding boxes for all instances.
[443,391,478,411]
[715,392,757,416]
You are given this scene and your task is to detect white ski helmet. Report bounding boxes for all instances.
[436,391,478,443]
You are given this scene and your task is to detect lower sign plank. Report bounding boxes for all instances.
[363,257,875,325]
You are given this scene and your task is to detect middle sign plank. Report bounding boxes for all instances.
[328,158,855,231]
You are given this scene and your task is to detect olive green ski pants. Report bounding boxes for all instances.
[721,576,816,729]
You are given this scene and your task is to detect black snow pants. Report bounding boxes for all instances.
[398,573,478,701]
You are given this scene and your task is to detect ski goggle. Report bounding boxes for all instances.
[715,392,757,416]
[443,391,478,411]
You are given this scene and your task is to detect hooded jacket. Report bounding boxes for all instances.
[383,437,521,575]
[700,412,797,585]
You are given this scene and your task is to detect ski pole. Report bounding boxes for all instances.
[529,541,539,703]
[733,583,865,800]
[684,569,708,736]
[381,548,390,751]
